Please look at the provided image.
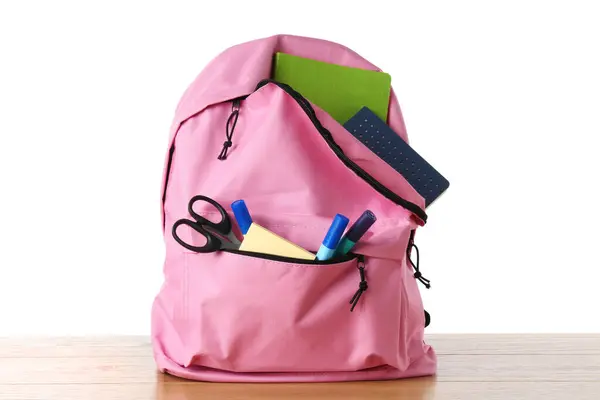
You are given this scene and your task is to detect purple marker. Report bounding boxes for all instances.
[335,210,377,255]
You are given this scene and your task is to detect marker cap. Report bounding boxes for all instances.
[322,214,350,249]
[231,200,252,234]
[345,210,377,242]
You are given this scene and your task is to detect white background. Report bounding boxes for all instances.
[1,1,599,335]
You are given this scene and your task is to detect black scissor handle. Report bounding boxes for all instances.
[172,218,222,253]
[187,195,232,236]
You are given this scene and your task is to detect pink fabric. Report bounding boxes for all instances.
[152,34,436,382]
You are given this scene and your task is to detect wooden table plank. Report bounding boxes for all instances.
[0,336,151,358]
[1,335,599,399]
[1,381,600,400]
[435,354,600,382]
[157,381,600,400]
[426,334,600,355]
[1,354,599,384]
[2,334,598,357]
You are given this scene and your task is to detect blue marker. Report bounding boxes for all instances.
[335,210,377,255]
[231,200,252,235]
[316,214,350,261]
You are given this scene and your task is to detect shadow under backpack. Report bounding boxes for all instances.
[151,34,437,383]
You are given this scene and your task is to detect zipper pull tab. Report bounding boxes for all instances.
[349,255,368,312]
[232,98,241,112]
[408,238,431,289]
[217,98,241,160]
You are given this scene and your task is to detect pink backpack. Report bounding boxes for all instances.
[151,34,437,382]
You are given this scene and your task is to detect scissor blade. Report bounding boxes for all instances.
[221,240,240,250]
[225,231,242,247]
[203,226,241,250]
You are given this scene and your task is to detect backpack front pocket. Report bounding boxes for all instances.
[176,250,406,373]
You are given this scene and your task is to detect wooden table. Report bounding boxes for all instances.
[1,335,598,399]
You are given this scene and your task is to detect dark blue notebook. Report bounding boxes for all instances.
[343,107,449,207]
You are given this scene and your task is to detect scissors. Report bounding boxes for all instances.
[172,195,241,253]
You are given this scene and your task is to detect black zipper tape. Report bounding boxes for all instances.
[223,248,358,265]
[162,143,176,230]
[254,79,428,224]
[162,79,428,230]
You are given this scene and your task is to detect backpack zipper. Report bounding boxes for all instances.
[350,254,368,311]
[222,248,358,265]
[163,80,429,229]
[408,229,430,288]
[227,248,367,313]
[217,98,241,160]
[253,79,428,224]
[162,143,175,230]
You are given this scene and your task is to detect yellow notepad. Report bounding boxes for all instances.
[239,223,315,260]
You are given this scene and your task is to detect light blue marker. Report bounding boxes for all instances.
[231,200,252,235]
[316,214,350,261]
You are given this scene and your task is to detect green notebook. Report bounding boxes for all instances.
[272,52,392,124]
